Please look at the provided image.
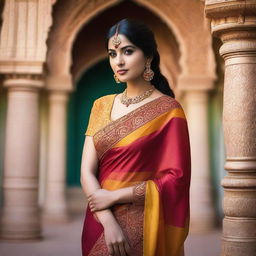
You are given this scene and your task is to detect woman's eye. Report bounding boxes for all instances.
[108,52,116,57]
[124,49,133,55]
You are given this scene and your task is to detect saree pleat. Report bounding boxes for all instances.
[81,95,191,256]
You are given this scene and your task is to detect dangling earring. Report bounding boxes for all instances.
[143,60,154,81]
[113,74,121,83]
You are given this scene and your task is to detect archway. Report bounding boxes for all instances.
[67,1,181,186]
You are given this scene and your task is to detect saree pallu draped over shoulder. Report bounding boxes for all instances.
[81,94,191,256]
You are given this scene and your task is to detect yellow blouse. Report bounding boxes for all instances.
[85,94,117,136]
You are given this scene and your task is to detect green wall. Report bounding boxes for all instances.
[66,59,125,186]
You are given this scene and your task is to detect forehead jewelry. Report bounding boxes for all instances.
[112,24,121,48]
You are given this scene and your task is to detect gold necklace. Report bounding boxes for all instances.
[121,85,155,107]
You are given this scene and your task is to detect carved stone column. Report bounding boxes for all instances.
[43,91,69,222]
[0,0,56,240]
[179,76,216,233]
[205,1,256,255]
[0,75,43,240]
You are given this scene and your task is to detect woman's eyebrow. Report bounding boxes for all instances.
[108,45,136,51]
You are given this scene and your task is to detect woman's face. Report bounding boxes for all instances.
[108,34,148,83]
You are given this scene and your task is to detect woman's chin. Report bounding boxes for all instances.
[118,78,126,83]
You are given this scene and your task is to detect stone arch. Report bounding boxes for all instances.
[71,3,181,89]
[47,0,211,91]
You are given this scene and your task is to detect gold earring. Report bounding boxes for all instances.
[114,74,121,83]
[143,61,154,81]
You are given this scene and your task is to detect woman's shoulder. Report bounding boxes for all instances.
[93,93,117,105]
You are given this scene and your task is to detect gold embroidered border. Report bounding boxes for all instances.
[94,96,181,159]
[88,204,144,256]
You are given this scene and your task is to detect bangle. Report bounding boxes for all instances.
[133,181,146,206]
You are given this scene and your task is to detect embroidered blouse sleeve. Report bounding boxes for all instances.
[132,181,146,206]
[85,99,99,136]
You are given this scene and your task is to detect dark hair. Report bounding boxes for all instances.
[106,18,175,98]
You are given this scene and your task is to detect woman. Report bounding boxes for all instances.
[81,18,191,256]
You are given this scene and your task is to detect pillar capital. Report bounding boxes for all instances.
[46,74,74,92]
[48,90,70,103]
[205,1,256,19]
[177,74,216,92]
[3,74,44,91]
[205,1,256,39]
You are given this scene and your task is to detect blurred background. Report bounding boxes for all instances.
[0,0,226,255]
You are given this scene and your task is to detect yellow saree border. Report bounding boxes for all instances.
[144,181,160,256]
[144,181,189,256]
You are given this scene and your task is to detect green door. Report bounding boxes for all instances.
[66,59,125,186]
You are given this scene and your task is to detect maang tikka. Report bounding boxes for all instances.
[112,23,121,48]
[112,24,121,83]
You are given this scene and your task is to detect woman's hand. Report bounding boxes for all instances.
[103,218,132,256]
[88,189,117,212]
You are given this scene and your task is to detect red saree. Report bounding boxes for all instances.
[81,94,191,256]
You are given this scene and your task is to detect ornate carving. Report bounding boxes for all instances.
[0,0,55,72]
[3,73,44,90]
[210,15,256,38]
[4,74,43,80]
[220,31,256,42]
[205,2,256,19]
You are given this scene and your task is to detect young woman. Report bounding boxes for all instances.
[80,18,191,256]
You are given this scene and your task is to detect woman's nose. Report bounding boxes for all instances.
[116,54,125,66]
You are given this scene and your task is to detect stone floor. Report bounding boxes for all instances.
[0,212,221,256]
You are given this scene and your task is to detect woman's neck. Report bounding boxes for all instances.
[125,79,153,97]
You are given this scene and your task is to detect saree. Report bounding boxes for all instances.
[81,94,191,256]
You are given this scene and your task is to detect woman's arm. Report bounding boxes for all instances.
[80,136,132,255]
[80,135,116,225]
[88,181,147,212]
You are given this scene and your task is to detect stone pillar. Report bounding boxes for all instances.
[183,89,216,232]
[205,1,256,255]
[0,0,56,240]
[43,91,69,222]
[0,75,43,240]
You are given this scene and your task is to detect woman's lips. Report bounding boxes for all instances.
[117,69,128,75]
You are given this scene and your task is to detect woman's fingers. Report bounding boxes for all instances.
[119,242,127,256]
[124,241,132,255]
[113,243,121,256]
[88,201,96,212]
